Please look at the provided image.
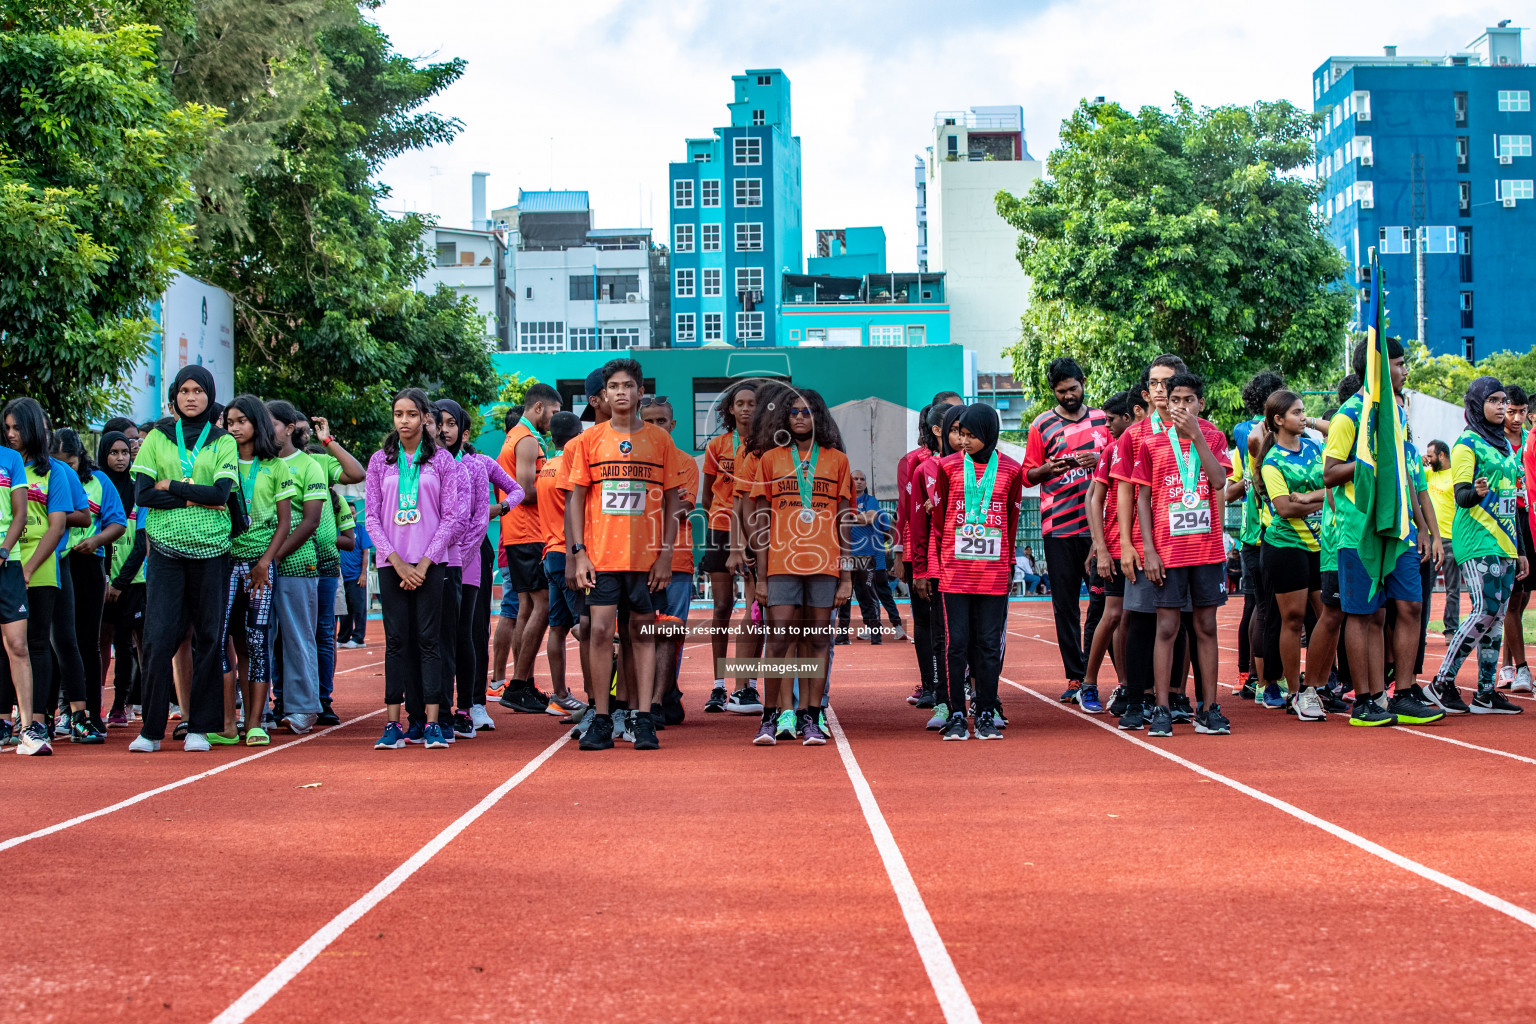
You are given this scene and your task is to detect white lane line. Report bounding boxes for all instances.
[1333,713,1536,766]
[825,706,981,1024]
[0,710,384,854]
[1001,675,1536,933]
[335,658,384,676]
[209,731,570,1024]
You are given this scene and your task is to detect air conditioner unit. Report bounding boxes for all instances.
[1360,198,1374,209]
[1360,154,1373,166]
[1356,111,1370,122]
[625,292,641,303]
[1500,154,1513,165]
[1504,197,1518,207]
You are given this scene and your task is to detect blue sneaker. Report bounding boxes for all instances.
[1076,686,1104,714]
[423,722,449,749]
[1263,682,1287,709]
[404,720,426,744]
[374,722,406,749]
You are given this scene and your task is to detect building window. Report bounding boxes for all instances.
[1498,135,1534,158]
[1458,226,1473,283]
[525,286,533,299]
[734,178,762,207]
[1351,90,1371,121]
[1454,91,1468,125]
[735,223,763,251]
[1460,291,1474,329]
[674,224,693,253]
[1499,90,1532,112]
[735,267,763,295]
[673,180,693,208]
[675,313,696,343]
[518,321,564,353]
[703,313,722,342]
[675,269,695,298]
[788,329,801,341]
[569,276,594,301]
[1498,179,1535,201]
[736,312,764,341]
[1465,337,1475,360]
[693,153,708,163]
[1378,226,1412,254]
[701,224,720,251]
[702,268,722,297]
[568,327,598,351]
[1460,181,1472,215]
[756,74,771,86]
[435,242,456,267]
[733,137,761,165]
[1456,136,1469,170]
[907,325,926,346]
[1355,180,1373,207]
[602,326,641,349]
[869,325,903,346]
[700,179,720,207]
[751,109,765,126]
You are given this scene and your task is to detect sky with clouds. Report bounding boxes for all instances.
[373,1,1519,266]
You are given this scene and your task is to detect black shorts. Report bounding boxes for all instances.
[1240,542,1262,596]
[504,542,545,595]
[1515,513,1536,594]
[1102,561,1126,599]
[1320,569,1341,609]
[699,527,733,575]
[0,561,26,624]
[588,571,655,615]
[1261,541,1321,595]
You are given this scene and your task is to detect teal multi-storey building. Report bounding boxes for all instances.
[668,69,802,348]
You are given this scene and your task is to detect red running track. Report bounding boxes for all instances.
[3,601,1534,1023]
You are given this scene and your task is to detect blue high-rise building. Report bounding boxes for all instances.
[1313,24,1534,359]
[668,69,802,348]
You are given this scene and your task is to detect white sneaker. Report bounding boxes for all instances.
[552,692,587,714]
[1499,665,1516,689]
[184,733,211,752]
[128,734,160,753]
[1514,666,1533,693]
[469,704,496,731]
[284,713,317,735]
[1293,687,1327,722]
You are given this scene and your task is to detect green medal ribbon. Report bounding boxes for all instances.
[520,416,553,458]
[1163,423,1203,505]
[731,430,740,456]
[240,458,261,514]
[961,450,999,528]
[175,420,211,481]
[395,445,422,525]
[795,443,820,523]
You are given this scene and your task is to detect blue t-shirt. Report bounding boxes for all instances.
[0,446,26,544]
[50,457,88,556]
[338,508,372,579]
[850,492,891,570]
[86,470,128,557]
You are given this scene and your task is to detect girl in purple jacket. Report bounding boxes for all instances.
[365,388,468,750]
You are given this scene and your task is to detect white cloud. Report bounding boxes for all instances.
[372,0,1516,266]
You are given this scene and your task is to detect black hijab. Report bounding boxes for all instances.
[155,365,227,445]
[436,399,468,455]
[1464,376,1510,455]
[958,403,1001,463]
[939,404,967,456]
[96,430,135,512]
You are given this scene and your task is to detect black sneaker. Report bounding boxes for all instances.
[941,712,970,741]
[1389,689,1446,725]
[1059,683,1081,703]
[1238,680,1257,702]
[648,702,667,730]
[1146,705,1174,737]
[1195,704,1231,735]
[631,712,660,749]
[1107,685,1129,718]
[1319,687,1349,714]
[1470,690,1524,715]
[1169,693,1195,724]
[1117,705,1145,731]
[500,687,549,714]
[450,710,476,738]
[578,714,614,750]
[973,709,1003,740]
[725,686,763,714]
[70,711,104,745]
[704,687,729,713]
[1348,697,1396,727]
[915,688,936,709]
[1425,681,1469,714]
[317,703,342,727]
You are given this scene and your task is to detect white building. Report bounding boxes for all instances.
[417,224,511,347]
[923,106,1044,374]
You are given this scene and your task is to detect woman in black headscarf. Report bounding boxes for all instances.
[97,430,145,727]
[1430,376,1526,716]
[128,365,240,752]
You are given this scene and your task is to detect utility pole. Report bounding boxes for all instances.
[1411,154,1426,349]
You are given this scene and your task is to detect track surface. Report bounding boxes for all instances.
[5,600,1534,1023]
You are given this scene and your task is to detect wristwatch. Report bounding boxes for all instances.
[569,543,586,555]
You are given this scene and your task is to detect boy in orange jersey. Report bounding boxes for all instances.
[567,359,686,751]
[536,411,590,714]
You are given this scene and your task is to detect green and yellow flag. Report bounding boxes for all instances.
[1352,247,1413,596]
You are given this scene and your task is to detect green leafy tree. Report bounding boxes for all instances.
[189,6,496,454]
[996,95,1353,427]
[1405,339,1536,405]
[0,7,219,421]
[484,371,540,445]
